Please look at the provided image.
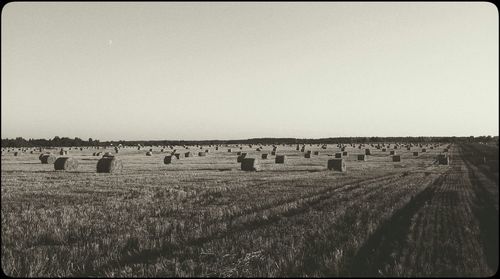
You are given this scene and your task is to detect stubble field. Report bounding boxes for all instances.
[1,143,498,277]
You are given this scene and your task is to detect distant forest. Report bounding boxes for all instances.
[1,136,498,148]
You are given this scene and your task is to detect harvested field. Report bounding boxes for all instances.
[1,143,498,277]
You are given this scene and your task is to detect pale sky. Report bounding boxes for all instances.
[1,2,498,141]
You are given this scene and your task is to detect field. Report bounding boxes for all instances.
[1,143,498,277]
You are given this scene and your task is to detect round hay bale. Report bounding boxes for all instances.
[437,154,449,165]
[392,155,401,162]
[261,153,268,159]
[40,154,56,164]
[164,155,173,164]
[97,157,123,173]
[198,152,206,157]
[335,153,342,158]
[390,151,396,155]
[173,153,180,159]
[313,151,319,155]
[228,149,232,152]
[39,152,50,160]
[304,153,311,158]
[54,157,78,171]
[275,155,286,164]
[413,152,419,156]
[146,151,153,156]
[328,158,346,172]
[14,152,19,156]
[365,149,371,155]
[357,154,366,161]
[241,158,260,171]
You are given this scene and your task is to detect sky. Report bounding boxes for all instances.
[1,2,498,141]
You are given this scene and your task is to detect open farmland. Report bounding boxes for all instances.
[1,143,498,277]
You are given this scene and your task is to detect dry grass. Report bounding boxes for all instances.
[1,144,497,277]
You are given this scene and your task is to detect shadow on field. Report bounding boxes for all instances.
[463,160,499,273]
[340,173,444,277]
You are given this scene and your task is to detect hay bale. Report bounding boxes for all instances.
[237,153,247,162]
[275,155,285,164]
[327,159,346,172]
[205,149,209,153]
[390,151,396,155]
[365,149,371,155]
[173,153,180,159]
[241,158,260,171]
[335,153,342,158]
[422,149,427,152]
[54,157,78,171]
[198,152,206,157]
[261,153,268,159]
[97,156,123,173]
[236,151,242,155]
[443,149,448,152]
[40,154,56,164]
[164,155,173,164]
[59,150,68,155]
[39,152,50,160]
[357,154,366,161]
[382,148,387,152]
[437,154,449,165]
[413,152,419,156]
[271,151,276,155]
[392,155,401,162]
[185,152,191,157]
[103,152,113,157]
[313,151,319,155]
[342,151,348,156]
[228,149,232,152]
[304,153,311,158]
[146,151,153,156]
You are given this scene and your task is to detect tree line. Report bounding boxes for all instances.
[1,136,498,148]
